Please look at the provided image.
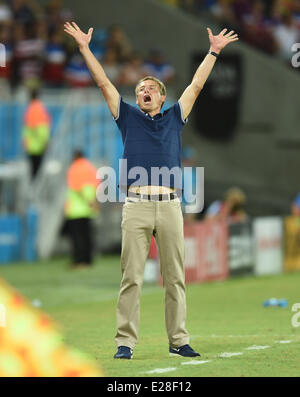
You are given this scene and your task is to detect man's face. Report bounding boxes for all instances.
[136,80,166,114]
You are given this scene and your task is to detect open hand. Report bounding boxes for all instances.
[207,28,239,53]
[64,22,93,49]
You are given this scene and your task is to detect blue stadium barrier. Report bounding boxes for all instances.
[0,102,64,161]
[0,215,21,264]
[0,103,25,161]
[0,209,38,264]
[0,99,174,202]
[22,208,38,263]
[48,105,65,137]
[0,100,174,164]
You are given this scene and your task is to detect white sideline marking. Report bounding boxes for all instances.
[219,352,243,358]
[191,334,298,339]
[141,336,295,375]
[274,340,292,344]
[245,345,270,350]
[142,335,294,374]
[181,360,211,366]
[145,367,177,374]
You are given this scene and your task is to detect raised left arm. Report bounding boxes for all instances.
[179,28,239,120]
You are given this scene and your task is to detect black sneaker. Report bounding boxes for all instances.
[114,346,133,359]
[169,344,200,357]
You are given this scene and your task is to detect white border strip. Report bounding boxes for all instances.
[140,337,298,375]
[178,100,188,124]
[219,352,244,358]
[144,367,177,374]
[191,334,299,338]
[181,360,211,366]
[244,345,270,350]
[274,340,292,344]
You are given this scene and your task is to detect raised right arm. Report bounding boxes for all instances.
[64,22,120,118]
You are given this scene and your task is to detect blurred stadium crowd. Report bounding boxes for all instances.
[162,0,300,65]
[2,0,299,98]
[0,0,175,96]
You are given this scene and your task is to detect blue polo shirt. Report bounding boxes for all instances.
[114,97,187,191]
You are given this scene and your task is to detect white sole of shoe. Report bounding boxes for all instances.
[169,353,182,357]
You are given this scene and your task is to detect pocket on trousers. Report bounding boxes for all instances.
[123,200,138,209]
[121,201,136,227]
[169,200,182,208]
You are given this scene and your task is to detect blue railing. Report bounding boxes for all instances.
[0,99,174,178]
[0,102,64,161]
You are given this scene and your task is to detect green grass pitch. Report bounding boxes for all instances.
[1,255,300,377]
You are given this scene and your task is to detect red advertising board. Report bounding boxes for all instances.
[183,223,199,283]
[158,220,229,285]
[192,221,229,283]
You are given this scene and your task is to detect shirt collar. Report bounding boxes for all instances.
[144,111,162,120]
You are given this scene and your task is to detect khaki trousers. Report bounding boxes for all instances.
[115,197,190,349]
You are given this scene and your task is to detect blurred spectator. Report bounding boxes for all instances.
[1,3,177,92]
[117,52,147,87]
[0,0,12,28]
[273,12,299,62]
[205,187,247,224]
[106,24,132,63]
[143,49,175,84]
[11,0,41,25]
[22,88,51,178]
[43,28,67,87]
[0,25,12,98]
[209,0,236,25]
[101,48,121,86]
[292,0,300,24]
[13,22,46,89]
[45,0,73,35]
[90,28,107,59]
[242,0,277,54]
[175,0,300,67]
[291,192,300,216]
[64,151,99,269]
[232,0,252,28]
[65,53,93,88]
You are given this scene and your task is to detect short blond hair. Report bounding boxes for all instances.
[135,76,167,97]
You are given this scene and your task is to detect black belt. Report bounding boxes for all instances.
[127,191,177,201]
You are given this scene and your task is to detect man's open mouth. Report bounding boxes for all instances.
[144,95,151,103]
